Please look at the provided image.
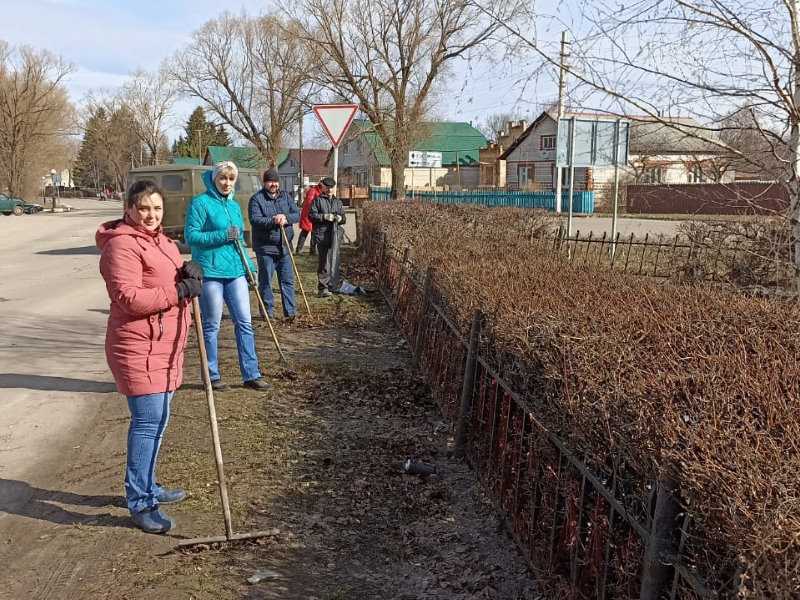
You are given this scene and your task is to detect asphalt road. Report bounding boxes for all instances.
[0,198,120,491]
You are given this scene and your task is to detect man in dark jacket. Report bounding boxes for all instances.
[248,168,300,320]
[296,176,334,255]
[309,178,346,297]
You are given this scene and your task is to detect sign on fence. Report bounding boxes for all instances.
[408,151,442,168]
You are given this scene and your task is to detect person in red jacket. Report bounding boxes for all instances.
[96,180,203,535]
[296,177,335,255]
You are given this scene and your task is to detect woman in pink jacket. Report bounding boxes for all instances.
[96,180,203,534]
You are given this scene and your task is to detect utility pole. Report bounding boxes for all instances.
[298,111,304,204]
[554,30,570,215]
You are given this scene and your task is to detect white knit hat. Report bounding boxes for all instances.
[212,161,238,181]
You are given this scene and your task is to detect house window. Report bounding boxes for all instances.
[641,166,665,184]
[518,165,535,187]
[688,164,707,183]
[540,135,556,151]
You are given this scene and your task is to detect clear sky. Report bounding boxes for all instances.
[3,0,573,143]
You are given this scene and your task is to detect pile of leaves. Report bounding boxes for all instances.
[362,201,800,598]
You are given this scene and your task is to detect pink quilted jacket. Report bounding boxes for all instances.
[96,218,192,396]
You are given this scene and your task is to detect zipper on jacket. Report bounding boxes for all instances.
[158,311,164,339]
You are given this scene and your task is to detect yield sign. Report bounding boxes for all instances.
[313,104,359,147]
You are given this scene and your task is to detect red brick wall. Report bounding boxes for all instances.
[626,182,789,215]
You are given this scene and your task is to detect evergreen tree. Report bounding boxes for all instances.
[74,108,113,189]
[175,107,231,159]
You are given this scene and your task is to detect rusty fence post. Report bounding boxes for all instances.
[640,478,681,600]
[354,208,362,247]
[454,309,483,457]
[413,266,434,369]
[392,247,411,319]
[377,230,387,292]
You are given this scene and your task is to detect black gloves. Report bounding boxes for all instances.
[176,278,203,300]
[180,260,203,281]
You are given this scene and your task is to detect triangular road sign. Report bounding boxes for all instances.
[313,104,359,147]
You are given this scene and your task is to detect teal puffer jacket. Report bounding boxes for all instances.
[184,171,256,279]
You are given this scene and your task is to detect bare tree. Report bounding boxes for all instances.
[82,95,144,192]
[479,112,524,143]
[293,0,525,199]
[470,0,800,276]
[168,12,319,166]
[0,42,74,198]
[121,68,178,165]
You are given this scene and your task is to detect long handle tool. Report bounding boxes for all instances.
[177,298,279,547]
[281,226,312,317]
[233,239,288,365]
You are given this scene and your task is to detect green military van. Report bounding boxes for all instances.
[127,164,262,244]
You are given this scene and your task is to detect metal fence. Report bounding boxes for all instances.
[369,186,595,214]
[540,229,795,290]
[364,227,730,599]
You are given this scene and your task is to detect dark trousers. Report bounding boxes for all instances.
[295,230,316,255]
[317,243,337,291]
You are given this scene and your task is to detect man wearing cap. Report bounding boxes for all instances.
[309,177,346,297]
[297,176,336,255]
[248,168,300,321]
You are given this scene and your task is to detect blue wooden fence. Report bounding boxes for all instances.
[369,187,595,214]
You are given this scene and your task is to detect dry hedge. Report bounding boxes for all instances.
[363,201,800,598]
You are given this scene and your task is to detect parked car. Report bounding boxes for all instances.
[22,202,43,214]
[0,193,25,215]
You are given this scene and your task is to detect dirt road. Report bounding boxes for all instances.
[0,200,537,599]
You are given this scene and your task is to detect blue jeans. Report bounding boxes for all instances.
[257,253,296,318]
[125,391,174,514]
[199,276,262,382]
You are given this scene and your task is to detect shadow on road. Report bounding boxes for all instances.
[88,308,110,315]
[0,374,116,393]
[0,479,131,528]
[36,245,100,256]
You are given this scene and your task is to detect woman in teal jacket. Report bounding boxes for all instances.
[184,161,269,391]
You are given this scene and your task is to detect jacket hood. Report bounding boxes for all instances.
[96,218,159,251]
[202,169,234,202]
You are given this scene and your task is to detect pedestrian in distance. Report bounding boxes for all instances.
[248,168,300,322]
[309,177,346,297]
[296,176,335,256]
[184,161,270,392]
[96,180,203,534]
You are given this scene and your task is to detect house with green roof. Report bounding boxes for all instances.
[338,120,488,189]
[202,145,280,170]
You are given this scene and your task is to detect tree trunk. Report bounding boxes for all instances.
[390,158,406,200]
[792,25,800,291]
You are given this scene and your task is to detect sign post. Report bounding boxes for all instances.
[557,117,630,233]
[409,151,442,193]
[312,104,359,195]
[408,151,442,168]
